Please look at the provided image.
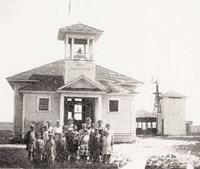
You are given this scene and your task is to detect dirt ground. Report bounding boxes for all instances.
[0,136,200,168]
[113,136,200,168]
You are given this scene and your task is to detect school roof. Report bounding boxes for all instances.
[6,59,143,94]
[160,91,187,98]
[136,110,156,118]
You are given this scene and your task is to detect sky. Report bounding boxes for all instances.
[0,0,200,124]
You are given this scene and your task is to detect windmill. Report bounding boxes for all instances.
[152,78,162,115]
[152,77,162,133]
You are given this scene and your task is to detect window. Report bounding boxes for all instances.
[74,104,82,120]
[137,122,142,128]
[148,122,152,128]
[75,98,82,101]
[142,122,147,129]
[108,99,119,112]
[152,122,157,128]
[67,98,72,102]
[38,97,50,111]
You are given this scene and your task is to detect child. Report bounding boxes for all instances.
[85,117,92,130]
[88,123,95,161]
[79,129,90,163]
[89,123,95,134]
[66,118,74,132]
[47,121,53,133]
[42,125,49,161]
[55,133,65,166]
[97,120,104,137]
[53,120,62,142]
[42,125,49,144]
[25,124,36,161]
[105,123,114,141]
[34,133,44,165]
[68,125,79,164]
[45,132,55,166]
[102,131,113,164]
[92,128,102,163]
[78,123,87,138]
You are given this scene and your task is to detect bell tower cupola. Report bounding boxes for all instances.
[57,23,103,84]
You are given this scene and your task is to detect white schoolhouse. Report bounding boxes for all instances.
[6,23,142,142]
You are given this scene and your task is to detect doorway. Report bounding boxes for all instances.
[64,97,95,130]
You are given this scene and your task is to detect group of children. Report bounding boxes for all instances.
[24,118,114,166]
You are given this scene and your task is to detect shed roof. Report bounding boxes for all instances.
[136,110,156,118]
[160,91,187,98]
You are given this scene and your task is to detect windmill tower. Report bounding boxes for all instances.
[153,80,162,115]
[152,79,162,134]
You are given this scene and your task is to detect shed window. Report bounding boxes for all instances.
[137,122,142,128]
[38,98,50,111]
[109,100,119,112]
[152,122,157,128]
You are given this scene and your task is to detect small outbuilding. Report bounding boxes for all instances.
[136,110,157,135]
[157,91,187,135]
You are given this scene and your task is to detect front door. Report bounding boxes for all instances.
[64,97,95,130]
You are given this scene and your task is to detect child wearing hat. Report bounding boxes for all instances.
[24,124,36,161]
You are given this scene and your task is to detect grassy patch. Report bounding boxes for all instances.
[0,130,13,144]
[0,147,31,168]
[0,147,119,168]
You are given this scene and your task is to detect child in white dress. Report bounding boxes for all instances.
[102,130,113,164]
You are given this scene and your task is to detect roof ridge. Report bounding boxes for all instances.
[161,90,187,98]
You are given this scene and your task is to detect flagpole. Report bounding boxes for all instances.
[78,0,81,22]
[68,0,71,15]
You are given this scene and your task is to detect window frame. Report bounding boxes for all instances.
[37,96,51,112]
[108,98,120,113]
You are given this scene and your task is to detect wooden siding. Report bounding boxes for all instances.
[24,93,60,133]
[101,95,135,142]
[160,97,186,135]
[13,82,28,138]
